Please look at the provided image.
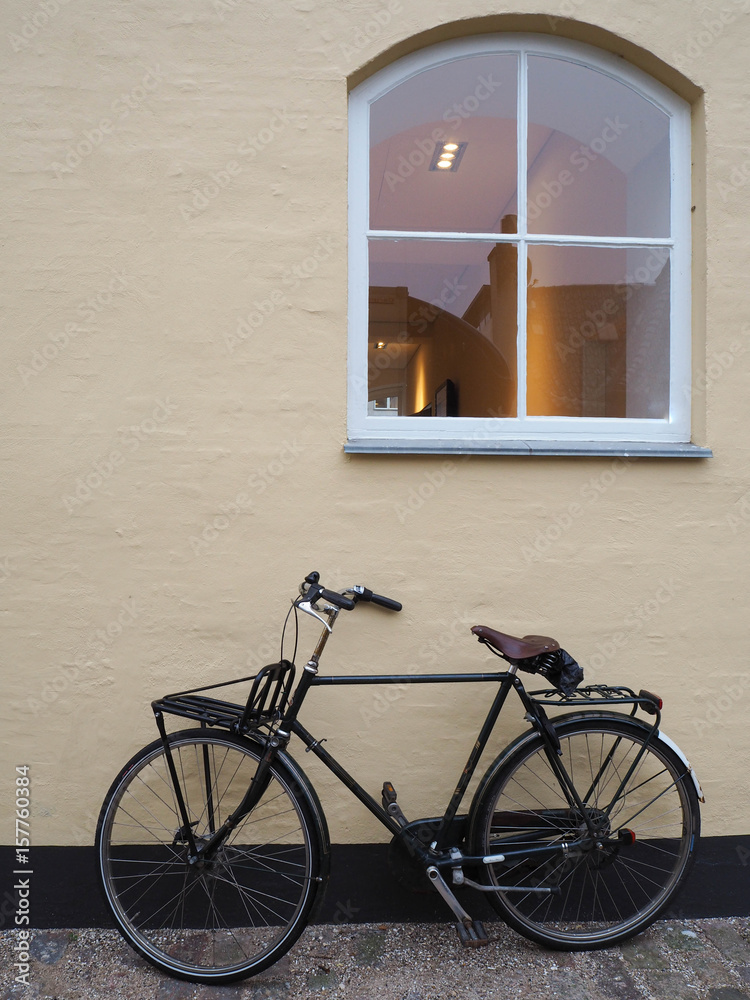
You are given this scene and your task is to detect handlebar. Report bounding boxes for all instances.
[299,572,402,613]
[350,585,402,612]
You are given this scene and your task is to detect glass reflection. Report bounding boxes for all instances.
[526,245,670,418]
[370,54,518,233]
[527,56,670,238]
[368,239,517,417]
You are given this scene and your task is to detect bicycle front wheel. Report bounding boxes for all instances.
[96,729,327,983]
[469,715,700,949]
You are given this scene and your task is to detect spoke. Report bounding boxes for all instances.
[617,779,682,831]
[117,785,180,840]
[480,722,694,944]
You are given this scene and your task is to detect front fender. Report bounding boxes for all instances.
[253,734,332,857]
[234,732,332,904]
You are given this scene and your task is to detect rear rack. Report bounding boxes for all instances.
[152,660,296,735]
[529,684,661,716]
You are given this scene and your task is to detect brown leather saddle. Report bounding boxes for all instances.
[471,625,560,661]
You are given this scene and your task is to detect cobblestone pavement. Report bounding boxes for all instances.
[2,919,750,1000]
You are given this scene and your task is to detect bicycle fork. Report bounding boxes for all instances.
[153,710,280,865]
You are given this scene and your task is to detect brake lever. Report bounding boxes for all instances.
[295,596,333,632]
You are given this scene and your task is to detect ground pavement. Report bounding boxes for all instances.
[2,918,750,1000]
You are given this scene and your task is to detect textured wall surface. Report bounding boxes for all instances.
[1,0,749,848]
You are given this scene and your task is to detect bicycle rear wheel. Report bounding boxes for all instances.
[96,729,327,983]
[469,715,700,949]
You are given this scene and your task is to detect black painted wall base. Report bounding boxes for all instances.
[1,837,748,930]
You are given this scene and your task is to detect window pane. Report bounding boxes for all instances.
[368,239,517,417]
[527,56,670,238]
[526,245,670,418]
[370,55,518,233]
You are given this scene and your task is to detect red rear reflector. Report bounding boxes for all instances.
[638,690,663,714]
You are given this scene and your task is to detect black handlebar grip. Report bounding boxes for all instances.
[368,591,402,612]
[355,586,402,611]
[320,588,356,611]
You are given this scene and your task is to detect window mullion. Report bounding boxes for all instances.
[366,230,675,247]
[517,48,528,420]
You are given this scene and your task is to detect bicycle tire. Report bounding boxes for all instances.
[468,714,700,949]
[96,729,329,983]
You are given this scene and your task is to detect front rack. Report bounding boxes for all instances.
[152,659,296,735]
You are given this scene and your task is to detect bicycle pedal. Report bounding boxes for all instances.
[382,781,397,804]
[456,920,489,948]
[381,781,408,827]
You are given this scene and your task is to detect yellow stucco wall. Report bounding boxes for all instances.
[1,0,749,848]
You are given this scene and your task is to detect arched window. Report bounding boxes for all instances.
[346,35,698,454]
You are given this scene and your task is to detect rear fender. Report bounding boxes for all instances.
[467,710,699,833]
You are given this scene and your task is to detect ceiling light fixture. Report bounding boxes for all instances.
[429,141,467,172]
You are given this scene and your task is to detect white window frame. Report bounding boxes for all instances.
[346,34,706,457]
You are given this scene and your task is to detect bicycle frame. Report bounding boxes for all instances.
[153,601,664,876]
[298,667,520,860]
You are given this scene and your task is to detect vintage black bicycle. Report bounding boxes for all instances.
[95,571,703,984]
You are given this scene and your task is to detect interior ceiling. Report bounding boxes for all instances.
[369,55,669,238]
[370,116,543,234]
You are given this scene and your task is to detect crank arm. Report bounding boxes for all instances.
[426,866,475,925]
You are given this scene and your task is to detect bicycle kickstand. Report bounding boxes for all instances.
[426,865,489,948]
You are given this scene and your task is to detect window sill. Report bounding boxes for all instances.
[344,439,713,458]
